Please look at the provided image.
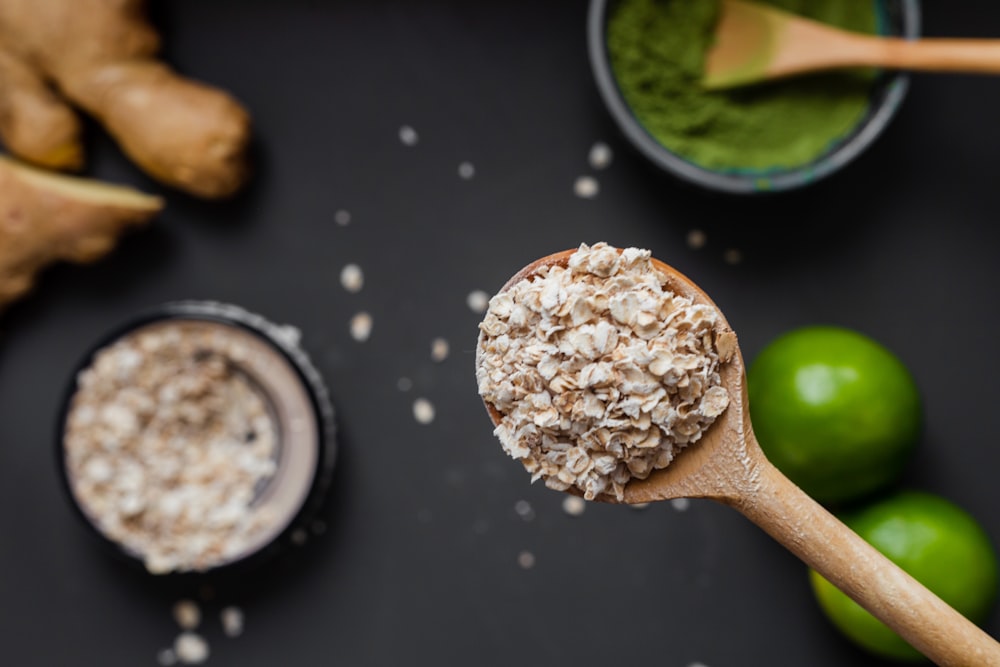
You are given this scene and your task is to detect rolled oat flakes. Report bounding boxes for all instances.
[476,242,731,501]
[62,304,335,575]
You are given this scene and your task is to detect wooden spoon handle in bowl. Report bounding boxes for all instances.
[726,446,1000,666]
[848,36,1000,75]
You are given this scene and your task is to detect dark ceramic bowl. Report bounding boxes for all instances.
[588,0,921,194]
[56,301,337,576]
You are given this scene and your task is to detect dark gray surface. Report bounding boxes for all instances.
[1,1,999,665]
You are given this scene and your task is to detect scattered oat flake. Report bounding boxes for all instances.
[221,606,245,638]
[686,229,707,249]
[562,495,586,517]
[631,503,651,511]
[574,175,599,199]
[413,398,435,424]
[723,248,743,265]
[174,632,209,665]
[340,264,364,293]
[430,338,450,363]
[514,499,535,521]
[671,497,691,512]
[589,142,613,170]
[458,162,476,179]
[350,312,373,342]
[399,125,419,146]
[467,290,489,314]
[397,377,413,392]
[157,648,177,666]
[517,550,536,569]
[334,209,351,226]
[173,600,201,630]
[290,528,308,546]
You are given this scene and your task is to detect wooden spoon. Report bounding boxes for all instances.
[480,249,1000,667]
[704,0,1000,90]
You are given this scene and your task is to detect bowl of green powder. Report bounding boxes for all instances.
[589,0,920,194]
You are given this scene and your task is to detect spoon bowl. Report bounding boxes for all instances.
[480,248,1000,666]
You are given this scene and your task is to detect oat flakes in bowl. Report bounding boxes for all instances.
[58,301,336,575]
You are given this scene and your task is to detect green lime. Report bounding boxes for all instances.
[747,326,921,505]
[810,491,999,661]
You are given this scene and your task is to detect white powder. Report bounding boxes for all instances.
[517,551,536,569]
[458,162,476,180]
[334,210,351,226]
[514,500,535,521]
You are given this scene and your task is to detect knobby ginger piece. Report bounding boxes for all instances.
[0,155,163,308]
[0,0,250,198]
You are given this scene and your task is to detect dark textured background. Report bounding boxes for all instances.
[1,1,999,665]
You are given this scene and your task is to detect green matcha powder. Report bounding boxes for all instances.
[607,0,880,172]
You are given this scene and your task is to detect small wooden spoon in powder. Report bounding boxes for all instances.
[480,249,1000,667]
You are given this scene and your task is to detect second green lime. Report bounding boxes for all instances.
[747,326,921,505]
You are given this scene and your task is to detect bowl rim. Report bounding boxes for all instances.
[587,0,922,194]
[54,300,337,577]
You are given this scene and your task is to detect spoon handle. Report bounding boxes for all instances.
[856,36,1000,75]
[729,454,1000,667]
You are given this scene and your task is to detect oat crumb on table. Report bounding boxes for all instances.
[174,632,209,665]
[412,398,435,425]
[430,337,450,362]
[350,312,373,342]
[340,263,364,293]
[562,495,586,516]
[467,290,490,314]
[589,142,613,170]
[220,606,245,638]
[399,125,419,146]
[573,175,599,199]
[172,600,201,630]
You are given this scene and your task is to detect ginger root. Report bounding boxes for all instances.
[0,155,163,308]
[0,0,250,199]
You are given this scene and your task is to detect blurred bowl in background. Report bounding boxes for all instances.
[588,0,921,194]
